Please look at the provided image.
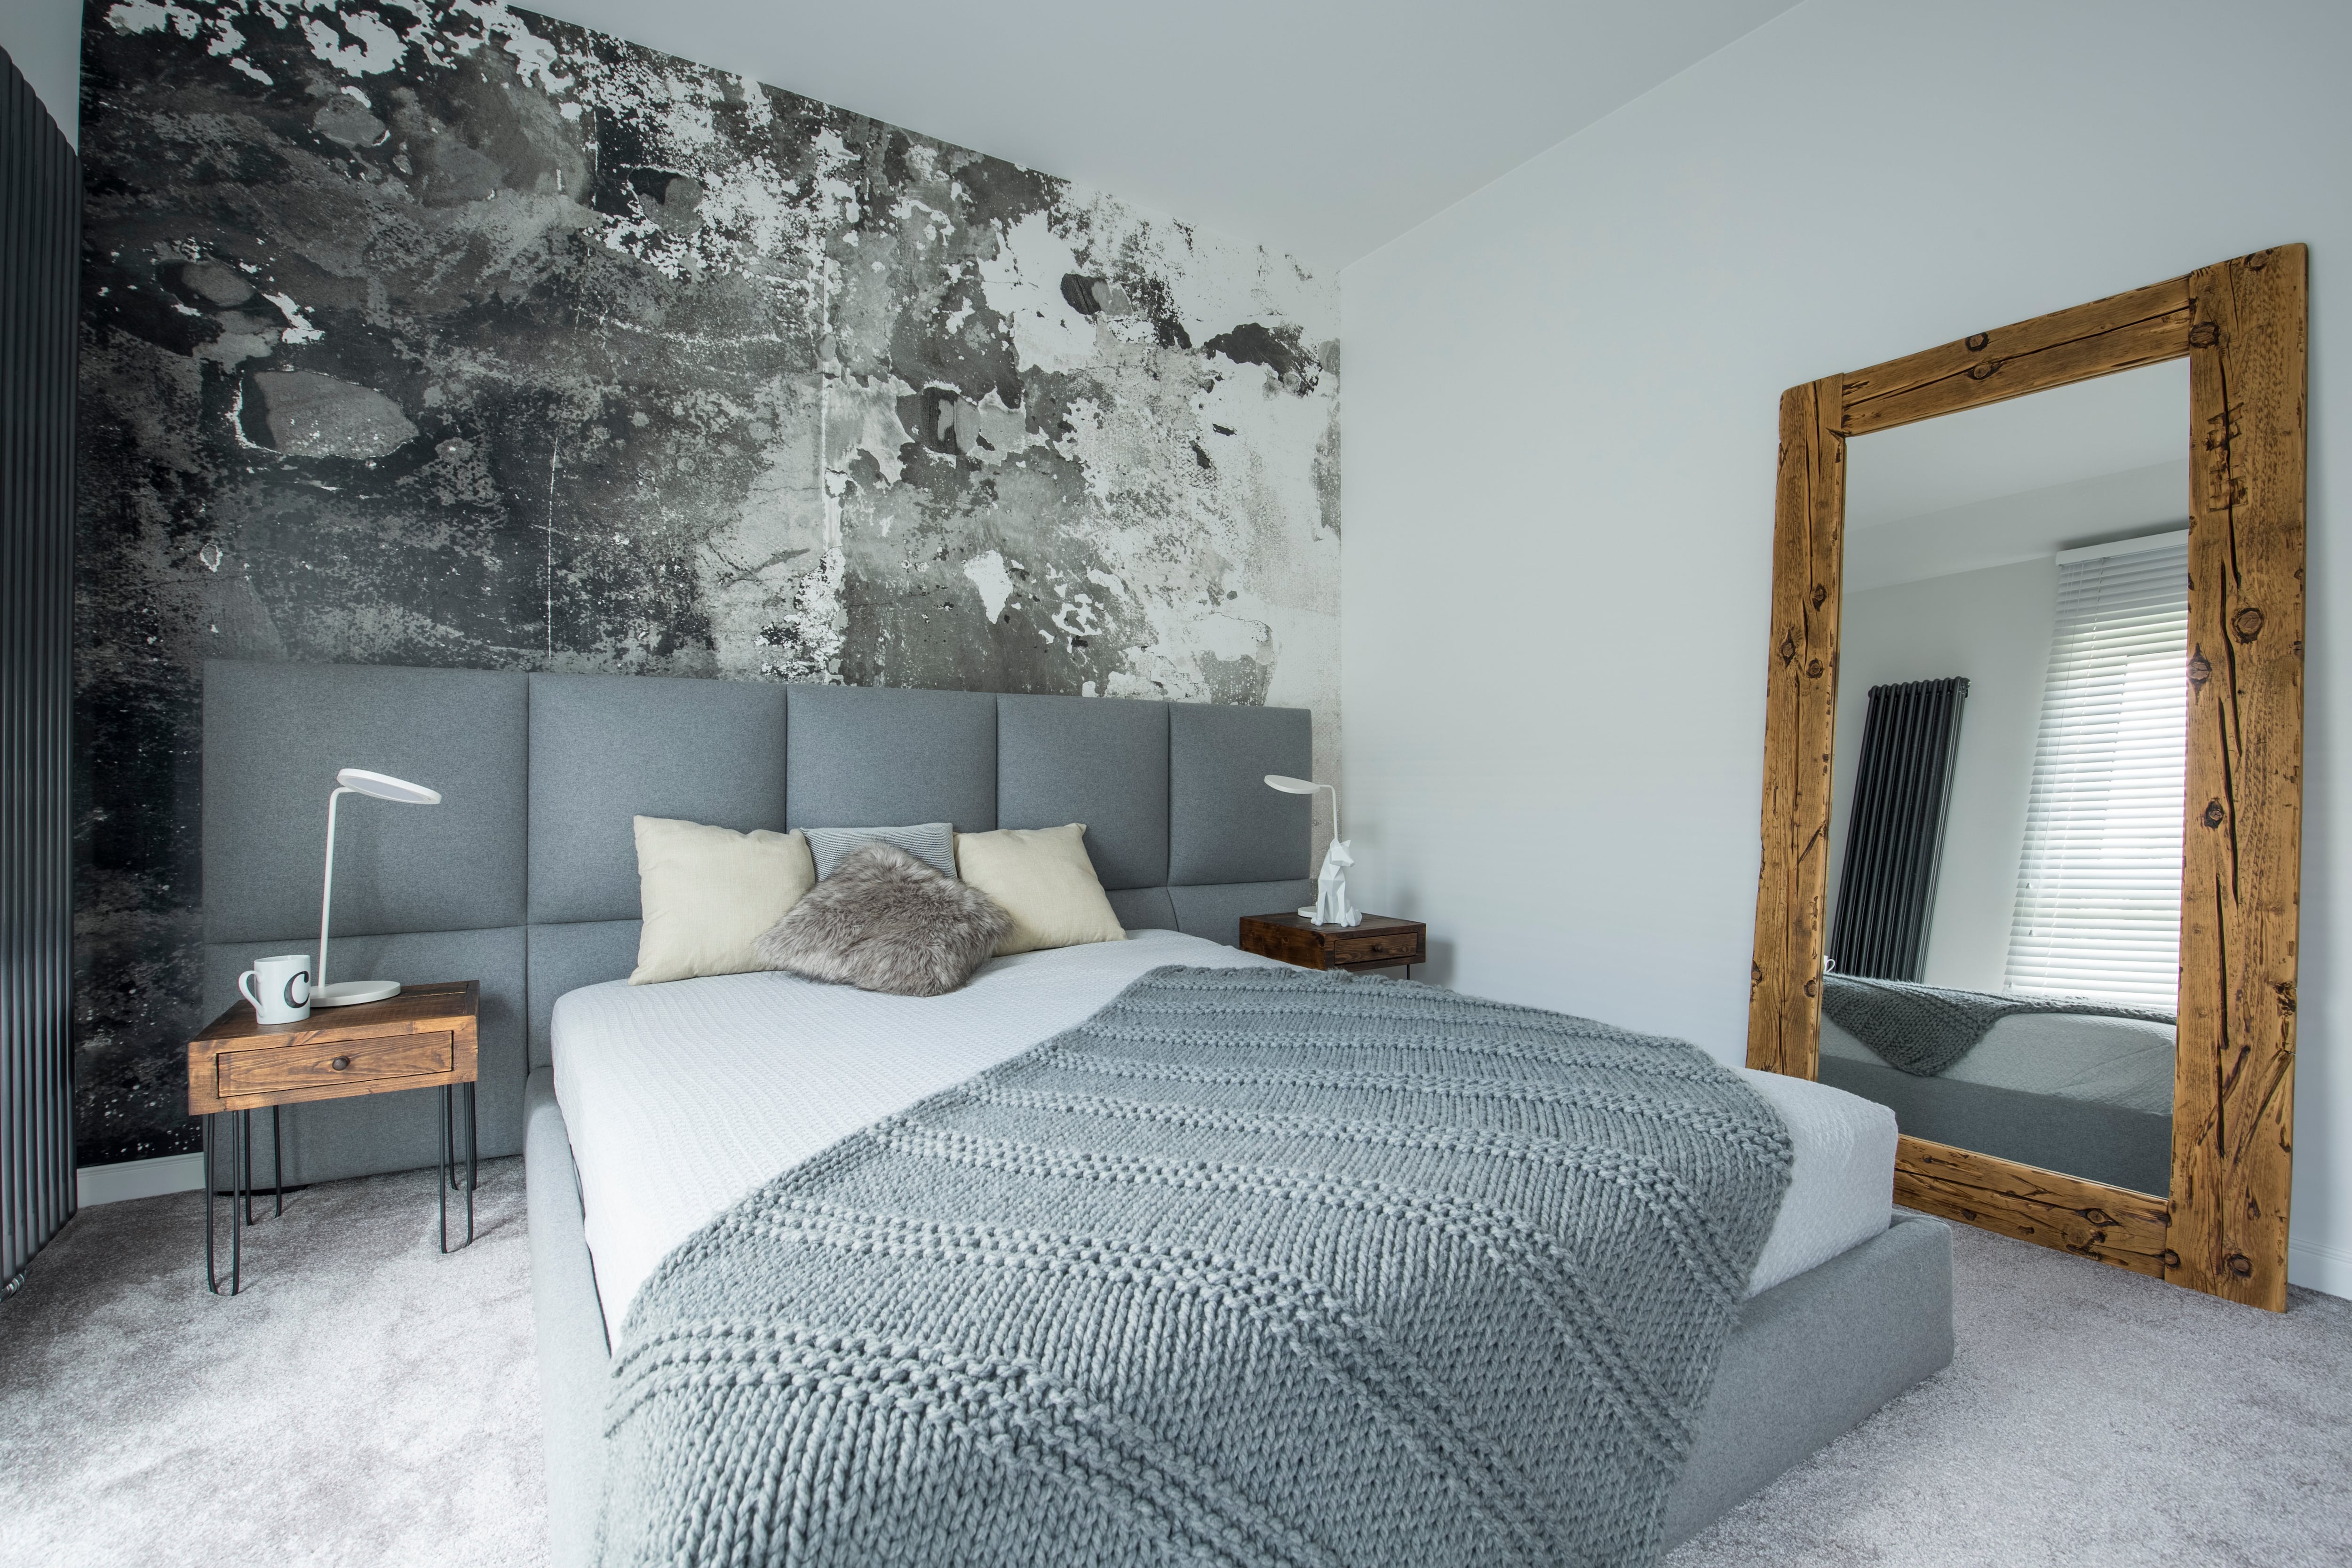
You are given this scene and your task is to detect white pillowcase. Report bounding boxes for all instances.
[630,816,817,984]
[954,824,1126,957]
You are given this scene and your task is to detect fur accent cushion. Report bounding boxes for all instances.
[753,841,1012,997]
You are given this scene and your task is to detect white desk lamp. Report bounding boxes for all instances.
[314,767,442,1007]
[1264,773,1359,928]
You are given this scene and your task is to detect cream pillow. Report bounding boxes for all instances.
[954,824,1126,957]
[630,816,817,983]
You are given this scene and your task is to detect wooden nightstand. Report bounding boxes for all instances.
[1239,912,1428,975]
[187,980,480,1294]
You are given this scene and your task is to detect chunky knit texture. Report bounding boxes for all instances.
[600,965,1795,1568]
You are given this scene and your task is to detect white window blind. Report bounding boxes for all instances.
[2004,533,2190,1007]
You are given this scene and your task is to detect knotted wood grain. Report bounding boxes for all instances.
[1895,1135,2169,1276]
[1842,276,2192,436]
[1746,377,1843,1078]
[2170,244,2307,1311]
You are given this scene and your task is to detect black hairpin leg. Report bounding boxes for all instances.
[203,1113,217,1293]
[271,1105,284,1218]
[438,1085,451,1251]
[241,1108,254,1227]
[439,1082,476,1253]
[205,1110,245,1296]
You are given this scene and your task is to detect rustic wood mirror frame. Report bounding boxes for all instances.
[1746,245,2308,1310]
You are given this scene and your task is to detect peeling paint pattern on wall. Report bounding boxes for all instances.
[74,0,1340,1163]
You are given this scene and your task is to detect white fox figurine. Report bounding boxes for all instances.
[1305,838,1360,928]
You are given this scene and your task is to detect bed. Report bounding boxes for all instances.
[197,659,1955,1566]
[1818,1007,2175,1195]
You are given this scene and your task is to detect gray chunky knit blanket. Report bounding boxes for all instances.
[1822,972,2177,1077]
[599,964,1794,1568]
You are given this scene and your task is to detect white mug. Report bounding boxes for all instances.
[239,954,313,1024]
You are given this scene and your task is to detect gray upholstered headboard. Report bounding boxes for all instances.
[200,660,1312,1185]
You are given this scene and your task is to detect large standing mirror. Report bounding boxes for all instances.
[1746,247,2307,1310]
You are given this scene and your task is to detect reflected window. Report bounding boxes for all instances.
[2004,533,2190,1006]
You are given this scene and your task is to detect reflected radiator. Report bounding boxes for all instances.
[1,48,79,1293]
[1828,678,1969,983]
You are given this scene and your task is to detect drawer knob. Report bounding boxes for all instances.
[330,1055,352,1071]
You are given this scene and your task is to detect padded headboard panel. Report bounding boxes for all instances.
[200,660,1312,1184]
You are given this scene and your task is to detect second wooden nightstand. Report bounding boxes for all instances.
[187,980,480,1294]
[1239,912,1428,975]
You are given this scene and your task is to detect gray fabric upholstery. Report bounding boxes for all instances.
[201,660,1316,1180]
[1104,885,1179,933]
[996,694,1169,888]
[804,822,956,879]
[519,1081,1952,1568]
[1169,879,1318,945]
[526,673,788,926]
[525,1069,609,1568]
[1169,701,1311,886]
[202,926,526,1182]
[1820,1054,2173,1195]
[526,921,642,1070]
[1662,1214,1955,1547]
[203,660,527,942]
[786,684,997,830]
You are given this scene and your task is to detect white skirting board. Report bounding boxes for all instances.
[2290,1239,2352,1302]
[77,1152,207,1207]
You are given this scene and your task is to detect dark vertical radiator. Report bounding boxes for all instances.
[2,48,79,1295]
[1828,678,1969,983]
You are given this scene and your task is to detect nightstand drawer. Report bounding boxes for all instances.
[216,1031,455,1100]
[1328,930,1425,967]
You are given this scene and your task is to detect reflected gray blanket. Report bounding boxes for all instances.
[1822,973,2176,1077]
[599,964,1793,1568]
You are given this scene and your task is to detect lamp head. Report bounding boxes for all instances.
[1263,774,1322,795]
[336,767,441,805]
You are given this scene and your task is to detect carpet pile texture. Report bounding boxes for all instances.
[0,1162,545,1568]
[2,1162,2347,1567]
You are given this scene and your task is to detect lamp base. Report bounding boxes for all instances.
[311,980,402,1007]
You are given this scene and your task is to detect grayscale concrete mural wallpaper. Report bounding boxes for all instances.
[75,0,1341,1163]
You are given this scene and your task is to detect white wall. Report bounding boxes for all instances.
[1339,0,2352,1294]
[0,0,79,145]
[1827,558,2058,995]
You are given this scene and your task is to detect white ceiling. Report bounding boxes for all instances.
[525,0,1805,269]
[1843,359,2194,591]
[1843,460,2192,593]
[1846,359,2190,530]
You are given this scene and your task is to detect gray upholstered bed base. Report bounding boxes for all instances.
[523,1070,1954,1563]
[1819,1054,2171,1196]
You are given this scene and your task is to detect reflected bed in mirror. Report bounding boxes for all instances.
[1823,361,2189,1196]
[1745,246,2307,1309]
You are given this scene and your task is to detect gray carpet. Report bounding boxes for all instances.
[1668,1222,2352,1567]
[3,1171,2347,1567]
[0,1161,546,1568]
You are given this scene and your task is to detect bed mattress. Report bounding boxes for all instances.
[1820,1009,2176,1113]
[552,930,1897,1325]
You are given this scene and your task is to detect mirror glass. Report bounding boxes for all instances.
[1824,358,2190,1196]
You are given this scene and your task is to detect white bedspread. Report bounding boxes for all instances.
[552,929,1895,1323]
[1820,1009,2176,1114]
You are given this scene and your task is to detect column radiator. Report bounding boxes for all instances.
[1828,678,1969,983]
[2,47,79,1294]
